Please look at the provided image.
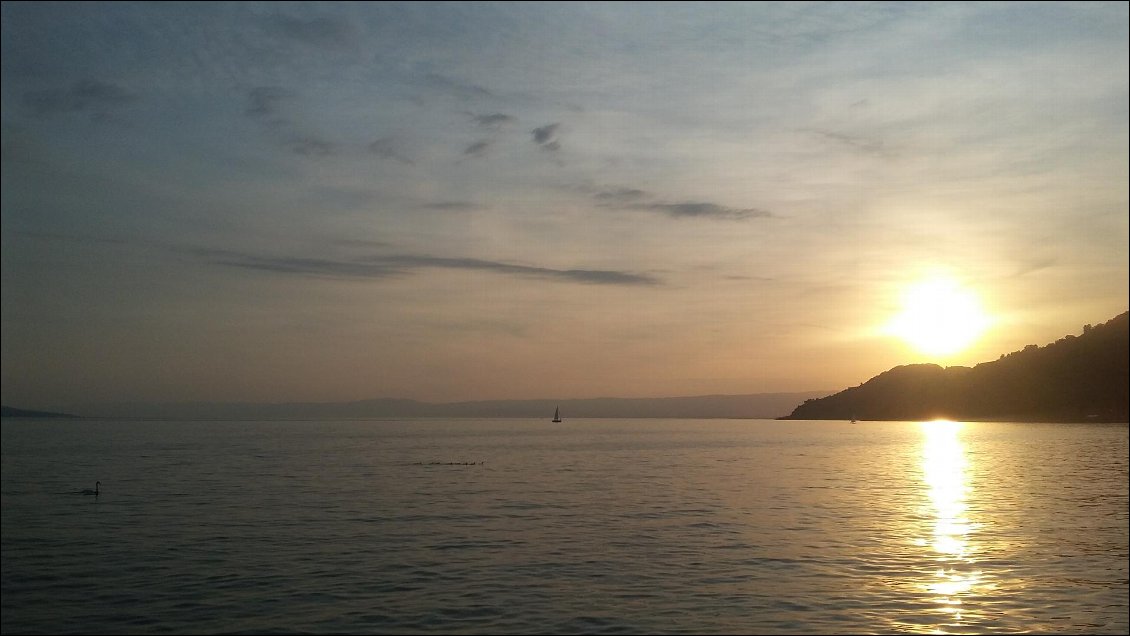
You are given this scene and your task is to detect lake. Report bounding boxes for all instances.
[2,418,1127,634]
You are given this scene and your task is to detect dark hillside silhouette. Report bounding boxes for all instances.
[782,311,1129,422]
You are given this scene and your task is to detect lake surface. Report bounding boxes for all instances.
[2,418,1127,634]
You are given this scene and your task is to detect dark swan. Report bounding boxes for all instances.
[80,481,100,496]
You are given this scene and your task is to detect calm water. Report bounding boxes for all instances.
[2,418,1127,634]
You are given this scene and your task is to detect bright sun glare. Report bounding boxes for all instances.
[886,276,990,357]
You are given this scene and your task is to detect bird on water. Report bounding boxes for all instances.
[80,481,100,496]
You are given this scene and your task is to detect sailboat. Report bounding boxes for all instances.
[552,406,561,423]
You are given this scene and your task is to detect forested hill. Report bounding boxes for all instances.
[782,311,1129,423]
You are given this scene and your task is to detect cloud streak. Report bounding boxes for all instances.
[592,187,650,203]
[424,73,497,100]
[24,79,137,118]
[288,135,335,157]
[368,137,414,165]
[469,112,516,128]
[246,86,291,118]
[380,255,660,286]
[206,251,401,279]
[244,86,337,158]
[201,249,660,286]
[590,186,772,221]
[632,202,773,220]
[262,14,356,49]
[421,201,477,211]
[807,129,886,155]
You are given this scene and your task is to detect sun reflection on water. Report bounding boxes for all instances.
[917,420,988,632]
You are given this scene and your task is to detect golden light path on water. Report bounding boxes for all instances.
[915,420,992,633]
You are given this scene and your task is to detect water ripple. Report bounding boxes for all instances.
[2,419,1126,634]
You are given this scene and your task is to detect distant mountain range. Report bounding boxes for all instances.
[0,405,78,419]
[16,391,831,421]
[782,311,1129,423]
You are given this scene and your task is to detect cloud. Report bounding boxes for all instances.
[374,255,661,286]
[632,202,773,220]
[23,79,137,118]
[1012,256,1059,278]
[421,201,477,211]
[463,139,492,157]
[368,137,414,164]
[263,14,355,49]
[200,250,404,279]
[424,73,497,100]
[334,238,391,249]
[593,187,650,203]
[244,87,335,157]
[807,129,886,155]
[288,135,335,157]
[531,123,560,151]
[589,186,771,221]
[246,86,292,118]
[200,248,659,286]
[6,229,135,248]
[469,112,516,128]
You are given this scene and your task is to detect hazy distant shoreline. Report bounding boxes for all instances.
[0,405,79,419]
[3,392,831,422]
[8,312,1125,424]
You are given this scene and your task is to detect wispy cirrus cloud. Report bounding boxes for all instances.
[806,128,887,155]
[421,201,477,211]
[203,251,402,279]
[288,135,335,156]
[424,73,497,100]
[632,202,772,220]
[592,187,650,204]
[368,137,415,165]
[244,86,336,158]
[589,186,771,221]
[333,238,391,249]
[380,255,659,286]
[199,248,660,286]
[246,86,292,118]
[24,79,137,119]
[468,112,515,129]
[262,14,356,49]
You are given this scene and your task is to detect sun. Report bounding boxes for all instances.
[885,275,990,357]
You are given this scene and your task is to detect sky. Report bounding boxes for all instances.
[2,2,1127,411]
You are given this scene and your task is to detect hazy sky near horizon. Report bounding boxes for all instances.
[2,2,1127,409]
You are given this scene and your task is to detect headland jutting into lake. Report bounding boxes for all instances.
[782,311,1128,423]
